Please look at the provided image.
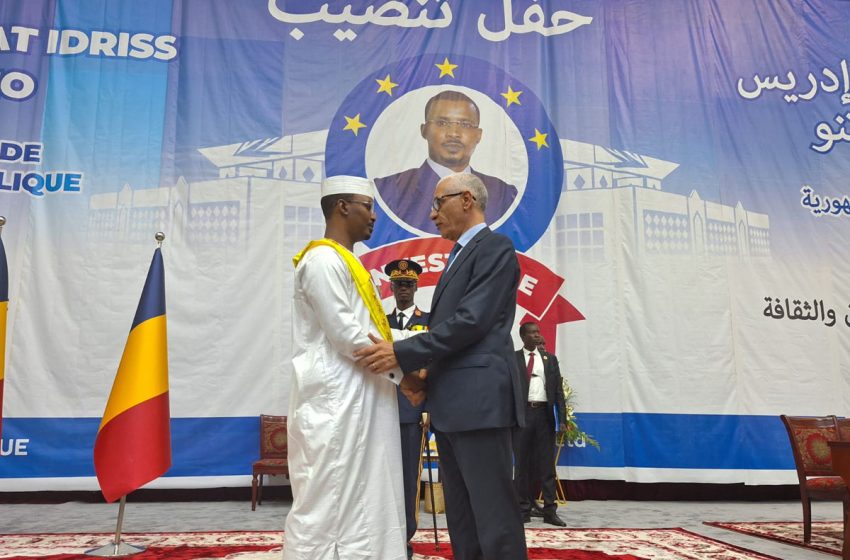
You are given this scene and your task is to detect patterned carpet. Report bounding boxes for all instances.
[705,521,843,556]
[0,528,781,559]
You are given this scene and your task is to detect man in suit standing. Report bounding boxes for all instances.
[384,259,429,560]
[374,90,517,234]
[514,321,567,527]
[356,172,527,560]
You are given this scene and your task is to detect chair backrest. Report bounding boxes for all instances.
[259,414,287,459]
[837,417,850,442]
[780,414,839,477]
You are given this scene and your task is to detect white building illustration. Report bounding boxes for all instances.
[87,131,770,261]
[533,139,770,264]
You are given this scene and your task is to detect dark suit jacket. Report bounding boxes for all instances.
[375,161,517,234]
[516,349,567,428]
[388,307,429,424]
[393,227,524,432]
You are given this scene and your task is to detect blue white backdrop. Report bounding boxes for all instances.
[1,0,849,491]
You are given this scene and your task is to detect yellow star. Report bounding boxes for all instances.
[375,74,398,96]
[528,128,549,150]
[343,114,367,136]
[435,57,458,78]
[501,86,523,107]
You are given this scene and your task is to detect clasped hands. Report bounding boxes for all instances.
[354,333,426,406]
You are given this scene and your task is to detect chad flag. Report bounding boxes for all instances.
[94,248,170,503]
[0,234,7,439]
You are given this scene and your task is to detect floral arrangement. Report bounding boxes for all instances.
[556,377,600,450]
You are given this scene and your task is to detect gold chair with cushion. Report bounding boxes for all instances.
[780,414,848,542]
[251,414,289,511]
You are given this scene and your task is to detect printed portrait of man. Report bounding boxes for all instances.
[374,90,519,234]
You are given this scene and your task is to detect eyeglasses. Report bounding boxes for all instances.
[426,119,480,130]
[392,280,416,288]
[431,191,476,211]
[343,199,374,213]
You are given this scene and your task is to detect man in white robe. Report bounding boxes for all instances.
[285,175,425,560]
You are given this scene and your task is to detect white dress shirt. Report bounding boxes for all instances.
[524,348,547,403]
[393,304,415,330]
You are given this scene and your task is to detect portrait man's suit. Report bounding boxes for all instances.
[393,227,527,560]
[375,162,517,234]
[387,306,429,557]
[513,347,567,518]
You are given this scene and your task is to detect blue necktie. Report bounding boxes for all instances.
[446,243,461,269]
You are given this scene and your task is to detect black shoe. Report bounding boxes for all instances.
[521,513,531,523]
[529,504,546,518]
[543,512,566,527]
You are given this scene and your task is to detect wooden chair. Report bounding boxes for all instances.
[827,441,850,560]
[251,414,288,511]
[780,414,848,542]
[837,417,850,442]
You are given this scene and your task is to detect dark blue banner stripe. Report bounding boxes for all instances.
[0,413,795,479]
[572,413,793,470]
[131,248,165,330]
[1,417,258,478]
[0,1,55,141]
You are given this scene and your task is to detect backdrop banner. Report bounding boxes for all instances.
[2,0,848,490]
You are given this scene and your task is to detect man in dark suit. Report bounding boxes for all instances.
[384,259,429,560]
[356,173,527,560]
[514,321,567,527]
[374,90,517,234]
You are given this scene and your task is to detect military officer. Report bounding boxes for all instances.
[385,258,429,559]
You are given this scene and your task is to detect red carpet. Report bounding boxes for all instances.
[0,531,280,559]
[0,528,780,559]
[413,528,780,559]
[705,520,842,556]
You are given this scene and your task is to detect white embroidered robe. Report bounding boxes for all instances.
[284,245,407,560]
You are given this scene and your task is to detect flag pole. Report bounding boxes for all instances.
[114,495,127,552]
[0,215,7,442]
[85,495,146,556]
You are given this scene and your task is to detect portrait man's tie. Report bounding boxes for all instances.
[526,351,535,380]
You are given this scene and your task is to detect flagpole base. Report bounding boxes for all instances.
[85,542,145,557]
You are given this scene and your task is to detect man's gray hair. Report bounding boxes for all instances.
[449,172,488,211]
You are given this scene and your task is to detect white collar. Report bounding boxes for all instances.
[426,158,471,179]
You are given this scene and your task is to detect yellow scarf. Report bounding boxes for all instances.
[293,239,392,342]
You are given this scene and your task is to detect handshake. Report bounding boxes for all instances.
[355,333,427,406]
[399,369,427,406]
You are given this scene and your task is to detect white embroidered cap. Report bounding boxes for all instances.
[321,175,374,198]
